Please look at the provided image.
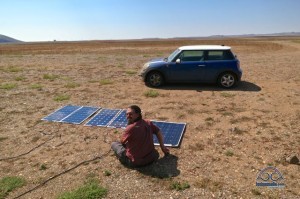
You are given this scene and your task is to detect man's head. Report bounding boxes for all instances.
[126,105,142,124]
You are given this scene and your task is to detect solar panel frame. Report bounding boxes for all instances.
[60,106,99,124]
[151,120,186,147]
[107,109,127,129]
[85,108,121,127]
[42,105,81,122]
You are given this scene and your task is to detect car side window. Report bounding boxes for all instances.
[206,50,234,60]
[179,50,204,62]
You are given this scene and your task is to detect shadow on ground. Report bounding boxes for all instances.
[153,81,261,92]
[136,154,180,178]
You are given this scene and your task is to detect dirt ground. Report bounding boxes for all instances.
[0,37,299,199]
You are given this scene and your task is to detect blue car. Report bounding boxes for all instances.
[140,45,242,88]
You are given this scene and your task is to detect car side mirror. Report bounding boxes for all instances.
[175,58,181,64]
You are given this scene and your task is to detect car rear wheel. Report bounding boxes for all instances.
[146,72,164,87]
[218,72,237,88]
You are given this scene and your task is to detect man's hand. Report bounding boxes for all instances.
[161,146,170,155]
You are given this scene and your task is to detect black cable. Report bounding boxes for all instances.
[0,136,55,161]
[13,149,111,199]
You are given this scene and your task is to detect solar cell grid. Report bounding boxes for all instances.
[61,106,99,124]
[85,109,121,127]
[42,105,81,122]
[152,121,186,147]
[107,109,127,128]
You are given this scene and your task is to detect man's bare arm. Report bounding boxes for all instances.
[156,130,169,155]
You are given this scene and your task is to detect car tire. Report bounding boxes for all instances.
[218,72,237,88]
[146,72,164,87]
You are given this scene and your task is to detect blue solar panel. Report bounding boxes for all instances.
[85,109,121,127]
[60,106,99,124]
[107,109,127,128]
[42,105,81,122]
[152,121,186,147]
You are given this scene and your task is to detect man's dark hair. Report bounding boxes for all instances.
[129,105,141,114]
[129,105,142,119]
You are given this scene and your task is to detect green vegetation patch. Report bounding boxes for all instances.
[0,83,17,90]
[54,94,70,101]
[170,181,190,191]
[29,84,43,90]
[6,66,23,73]
[99,79,113,85]
[64,82,80,88]
[0,176,26,199]
[0,137,8,142]
[225,150,234,157]
[43,74,59,81]
[220,92,236,98]
[125,70,137,75]
[15,76,26,81]
[144,89,159,98]
[57,178,107,199]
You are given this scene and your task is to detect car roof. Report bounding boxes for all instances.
[178,45,231,50]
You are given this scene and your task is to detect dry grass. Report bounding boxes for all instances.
[0,37,299,198]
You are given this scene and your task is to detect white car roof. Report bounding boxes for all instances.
[178,45,231,50]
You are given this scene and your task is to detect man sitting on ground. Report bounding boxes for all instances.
[111,105,169,167]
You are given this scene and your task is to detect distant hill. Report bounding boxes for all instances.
[0,34,22,43]
[171,32,300,40]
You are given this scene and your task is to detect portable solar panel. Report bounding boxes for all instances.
[152,121,186,147]
[85,109,121,127]
[42,105,81,122]
[60,106,99,124]
[107,109,127,128]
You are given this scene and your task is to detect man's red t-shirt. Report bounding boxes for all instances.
[122,119,159,166]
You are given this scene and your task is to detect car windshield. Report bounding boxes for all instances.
[167,49,181,62]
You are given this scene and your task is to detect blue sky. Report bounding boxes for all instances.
[1,0,300,41]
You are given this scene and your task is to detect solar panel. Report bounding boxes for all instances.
[107,109,127,128]
[42,105,81,122]
[152,121,186,147]
[60,106,99,124]
[85,109,121,127]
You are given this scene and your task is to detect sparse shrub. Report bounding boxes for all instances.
[57,178,107,199]
[88,80,99,83]
[225,150,234,157]
[54,94,70,101]
[0,137,8,142]
[220,92,235,98]
[43,74,59,81]
[99,79,113,85]
[40,164,47,170]
[0,83,17,90]
[177,114,185,119]
[15,76,26,81]
[195,177,223,192]
[6,66,22,73]
[30,84,43,90]
[187,109,196,114]
[0,176,26,199]
[170,181,190,191]
[125,70,136,75]
[144,89,159,98]
[103,170,111,176]
[65,82,80,88]
[205,117,214,122]
[251,188,261,195]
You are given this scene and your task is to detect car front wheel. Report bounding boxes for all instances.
[146,72,164,87]
[218,72,237,88]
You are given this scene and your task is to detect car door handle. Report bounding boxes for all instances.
[198,65,205,67]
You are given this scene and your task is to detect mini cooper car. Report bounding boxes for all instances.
[140,45,242,88]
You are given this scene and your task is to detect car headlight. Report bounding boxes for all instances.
[143,62,150,69]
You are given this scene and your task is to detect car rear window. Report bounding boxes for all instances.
[206,50,234,60]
